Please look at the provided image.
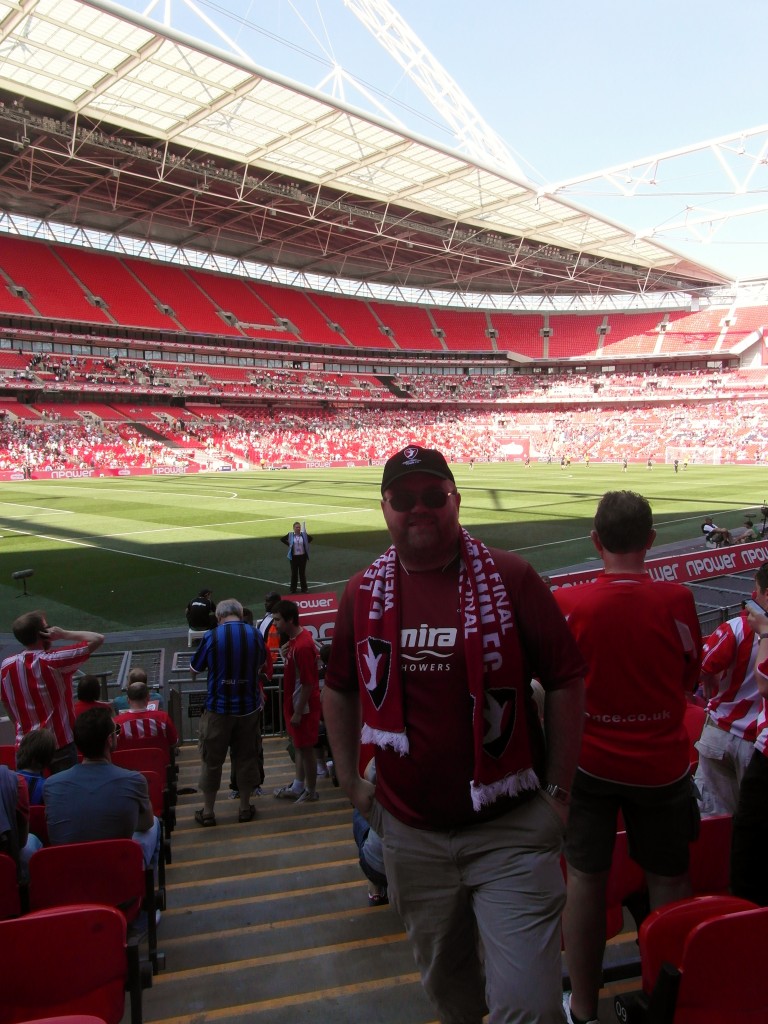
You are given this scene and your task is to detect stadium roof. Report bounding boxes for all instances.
[0,0,731,299]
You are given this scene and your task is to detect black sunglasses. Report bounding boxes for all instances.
[383,489,457,513]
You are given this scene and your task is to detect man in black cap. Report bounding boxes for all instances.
[323,444,585,1024]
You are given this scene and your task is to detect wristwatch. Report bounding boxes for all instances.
[542,782,570,804]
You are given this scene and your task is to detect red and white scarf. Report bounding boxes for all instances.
[354,528,539,810]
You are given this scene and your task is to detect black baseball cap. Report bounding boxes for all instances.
[381,445,455,494]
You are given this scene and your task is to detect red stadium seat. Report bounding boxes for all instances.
[111,746,176,805]
[28,839,164,975]
[138,769,172,889]
[0,745,16,769]
[683,703,706,772]
[28,804,49,847]
[14,1017,109,1024]
[614,895,768,1024]
[0,852,20,920]
[688,813,732,895]
[0,903,147,1024]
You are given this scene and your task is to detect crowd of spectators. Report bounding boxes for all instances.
[2,394,768,472]
[3,344,768,407]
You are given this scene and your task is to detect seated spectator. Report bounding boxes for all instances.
[115,680,178,753]
[743,518,760,542]
[16,727,56,804]
[186,588,216,630]
[43,707,160,873]
[113,667,163,713]
[702,516,733,547]
[353,761,387,907]
[74,674,113,717]
[0,762,30,872]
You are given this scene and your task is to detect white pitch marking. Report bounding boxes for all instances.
[77,507,375,541]
[0,502,74,518]
[0,527,289,587]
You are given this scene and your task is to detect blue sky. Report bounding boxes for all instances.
[120,0,768,281]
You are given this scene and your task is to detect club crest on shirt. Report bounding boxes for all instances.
[482,687,517,759]
[357,637,391,709]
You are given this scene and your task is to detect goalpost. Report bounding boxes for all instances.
[663,446,723,465]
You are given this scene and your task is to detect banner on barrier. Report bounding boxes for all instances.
[550,540,768,589]
[281,591,338,645]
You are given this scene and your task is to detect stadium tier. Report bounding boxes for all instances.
[124,258,241,336]
[53,245,176,330]
[249,281,342,345]
[369,301,442,350]
[2,393,767,473]
[546,315,605,358]
[0,237,111,324]
[310,293,394,349]
[488,313,545,357]
[0,239,765,361]
[429,308,493,351]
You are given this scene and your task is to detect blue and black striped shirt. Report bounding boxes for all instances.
[191,621,266,715]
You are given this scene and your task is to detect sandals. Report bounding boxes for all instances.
[273,784,301,800]
[238,805,256,822]
[194,809,216,827]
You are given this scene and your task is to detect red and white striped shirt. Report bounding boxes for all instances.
[0,643,90,748]
[702,612,762,742]
[114,709,178,748]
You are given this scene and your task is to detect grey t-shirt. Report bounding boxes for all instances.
[44,761,152,844]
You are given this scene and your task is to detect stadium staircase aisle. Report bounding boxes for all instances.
[137,739,644,1024]
[140,738,433,1024]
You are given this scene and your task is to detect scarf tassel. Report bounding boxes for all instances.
[361,723,409,755]
[470,768,540,812]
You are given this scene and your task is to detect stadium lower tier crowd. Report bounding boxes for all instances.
[1,398,767,472]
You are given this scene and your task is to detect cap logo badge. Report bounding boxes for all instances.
[402,446,421,465]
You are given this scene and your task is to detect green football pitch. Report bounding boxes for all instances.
[0,463,764,632]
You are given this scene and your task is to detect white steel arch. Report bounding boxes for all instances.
[341,0,527,178]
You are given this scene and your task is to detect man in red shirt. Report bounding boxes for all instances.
[1,610,104,773]
[731,604,768,904]
[555,490,702,1024]
[693,564,768,816]
[272,600,321,804]
[114,679,178,752]
[324,445,585,1024]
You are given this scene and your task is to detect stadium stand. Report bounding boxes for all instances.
[547,314,605,358]
[124,259,241,337]
[249,281,342,345]
[430,307,494,351]
[310,293,394,349]
[186,269,282,339]
[369,301,443,350]
[53,246,177,331]
[0,237,111,324]
[488,312,545,357]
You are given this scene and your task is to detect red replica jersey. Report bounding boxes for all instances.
[114,709,178,747]
[702,612,762,741]
[282,628,320,720]
[0,643,90,748]
[327,550,584,829]
[556,572,702,786]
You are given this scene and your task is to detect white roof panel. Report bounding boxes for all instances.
[0,0,728,289]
